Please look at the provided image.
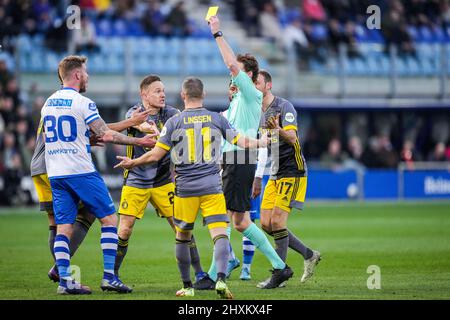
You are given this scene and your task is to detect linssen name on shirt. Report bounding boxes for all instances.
[183,115,212,124]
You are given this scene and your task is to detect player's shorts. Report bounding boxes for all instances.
[222,151,256,213]
[261,176,307,213]
[118,183,174,219]
[249,175,269,221]
[50,171,116,225]
[173,193,229,233]
[32,174,53,212]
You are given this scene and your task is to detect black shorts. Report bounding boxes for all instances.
[222,150,257,213]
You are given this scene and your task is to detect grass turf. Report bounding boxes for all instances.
[0,201,449,300]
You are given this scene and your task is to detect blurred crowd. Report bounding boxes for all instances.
[303,111,450,171]
[229,0,450,68]
[0,0,196,54]
[0,59,38,205]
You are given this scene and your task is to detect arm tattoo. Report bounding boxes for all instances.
[89,118,109,136]
[89,118,140,146]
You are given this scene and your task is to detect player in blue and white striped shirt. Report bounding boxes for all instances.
[42,55,155,295]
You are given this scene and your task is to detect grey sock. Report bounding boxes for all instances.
[114,237,129,276]
[49,226,56,261]
[189,236,203,274]
[273,229,289,262]
[176,239,192,284]
[213,235,230,276]
[69,216,93,256]
[288,229,313,260]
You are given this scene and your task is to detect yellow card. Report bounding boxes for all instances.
[205,6,219,21]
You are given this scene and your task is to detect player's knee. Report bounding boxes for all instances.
[232,220,244,232]
[100,213,118,227]
[271,214,286,230]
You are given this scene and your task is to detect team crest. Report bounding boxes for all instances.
[285,112,295,123]
[122,200,128,209]
[88,102,97,111]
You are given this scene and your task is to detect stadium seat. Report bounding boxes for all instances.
[113,19,129,37]
[88,53,105,73]
[17,35,33,54]
[419,26,434,43]
[310,24,328,42]
[164,56,180,75]
[96,19,113,37]
[0,52,15,71]
[405,56,421,76]
[407,26,420,42]
[153,37,171,55]
[107,37,125,54]
[128,21,145,36]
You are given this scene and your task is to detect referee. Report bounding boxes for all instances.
[206,15,293,289]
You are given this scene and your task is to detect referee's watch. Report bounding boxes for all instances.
[213,31,223,39]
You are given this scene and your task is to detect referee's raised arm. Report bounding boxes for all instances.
[208,15,240,77]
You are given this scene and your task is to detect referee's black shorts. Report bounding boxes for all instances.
[222,150,257,213]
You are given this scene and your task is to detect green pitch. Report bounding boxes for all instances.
[0,201,449,300]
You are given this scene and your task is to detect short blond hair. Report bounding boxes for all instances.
[58,55,87,82]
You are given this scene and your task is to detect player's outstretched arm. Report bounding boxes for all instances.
[235,132,268,149]
[208,15,240,76]
[89,117,157,148]
[114,146,168,169]
[107,108,152,132]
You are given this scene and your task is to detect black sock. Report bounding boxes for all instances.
[287,229,313,260]
[189,236,203,274]
[69,216,93,256]
[213,235,230,279]
[273,229,289,262]
[176,239,192,285]
[114,237,129,276]
[48,226,56,261]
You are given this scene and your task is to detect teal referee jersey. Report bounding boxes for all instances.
[222,70,262,153]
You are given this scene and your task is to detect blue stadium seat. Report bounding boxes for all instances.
[365,29,384,43]
[128,21,145,36]
[96,19,113,37]
[405,56,421,76]
[44,52,60,73]
[185,38,203,57]
[104,53,124,73]
[133,51,153,75]
[434,26,447,42]
[164,56,180,75]
[419,26,434,43]
[421,57,438,76]
[310,24,328,42]
[366,55,380,76]
[0,52,15,71]
[113,19,129,36]
[408,26,420,42]
[153,37,170,55]
[107,37,125,54]
[17,35,33,54]
[167,38,182,56]
[355,25,370,43]
[88,53,105,73]
[29,51,45,72]
[378,55,390,76]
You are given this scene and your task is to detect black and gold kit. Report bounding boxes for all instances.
[260,96,308,212]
